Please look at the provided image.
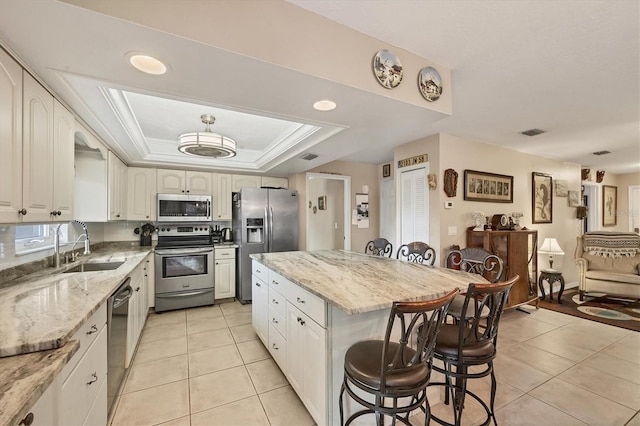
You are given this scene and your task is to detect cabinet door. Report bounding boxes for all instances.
[157,169,186,194]
[126,288,138,368]
[286,303,305,396]
[146,255,155,308]
[108,152,126,220]
[0,49,23,223]
[22,72,54,223]
[251,275,269,345]
[261,176,288,189]
[301,316,327,425]
[213,173,232,220]
[22,380,56,426]
[127,167,156,220]
[215,258,236,299]
[232,174,261,192]
[52,100,75,221]
[186,171,212,195]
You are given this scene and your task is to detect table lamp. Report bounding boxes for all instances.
[539,238,564,270]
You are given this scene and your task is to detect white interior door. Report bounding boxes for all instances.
[380,178,395,245]
[400,167,429,245]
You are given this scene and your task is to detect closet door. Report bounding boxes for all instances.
[400,167,429,244]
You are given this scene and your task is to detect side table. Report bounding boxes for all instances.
[538,269,565,303]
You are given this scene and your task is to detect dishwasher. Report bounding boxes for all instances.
[107,278,132,418]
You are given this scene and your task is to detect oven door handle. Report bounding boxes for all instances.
[155,248,213,256]
[156,289,212,298]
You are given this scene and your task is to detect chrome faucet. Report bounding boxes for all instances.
[53,220,91,267]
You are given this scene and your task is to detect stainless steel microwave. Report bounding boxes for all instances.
[157,194,212,222]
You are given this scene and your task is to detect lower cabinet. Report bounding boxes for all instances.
[20,380,56,426]
[57,304,108,426]
[126,260,148,366]
[214,247,236,300]
[251,261,327,425]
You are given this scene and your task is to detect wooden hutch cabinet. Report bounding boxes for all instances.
[467,228,538,309]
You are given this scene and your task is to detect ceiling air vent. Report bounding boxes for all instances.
[592,150,611,156]
[520,128,546,137]
[300,153,318,161]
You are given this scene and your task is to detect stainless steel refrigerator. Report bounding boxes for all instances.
[233,188,299,303]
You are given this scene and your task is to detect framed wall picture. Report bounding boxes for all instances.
[532,172,553,223]
[554,180,568,197]
[568,190,580,207]
[602,185,617,226]
[382,163,391,178]
[463,170,513,203]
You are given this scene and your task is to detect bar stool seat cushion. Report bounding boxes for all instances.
[344,340,430,389]
[433,324,495,359]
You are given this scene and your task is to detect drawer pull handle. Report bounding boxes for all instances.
[19,412,34,426]
[272,299,278,304]
[297,317,305,325]
[272,318,278,324]
[87,372,98,385]
[256,269,261,273]
[18,208,27,216]
[256,282,261,287]
[297,297,305,304]
[272,343,278,350]
[272,280,278,285]
[86,324,98,335]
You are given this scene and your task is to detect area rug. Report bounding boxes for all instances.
[538,289,640,332]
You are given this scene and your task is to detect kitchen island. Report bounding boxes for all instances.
[250,249,485,425]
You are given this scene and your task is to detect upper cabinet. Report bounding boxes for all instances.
[212,173,232,220]
[231,174,261,192]
[0,48,23,223]
[261,176,288,189]
[0,50,74,224]
[127,167,157,221]
[157,169,212,195]
[107,152,127,220]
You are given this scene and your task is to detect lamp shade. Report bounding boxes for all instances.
[539,238,564,256]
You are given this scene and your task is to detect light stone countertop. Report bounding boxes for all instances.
[251,249,487,314]
[0,243,153,426]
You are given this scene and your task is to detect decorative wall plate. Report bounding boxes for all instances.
[372,49,403,89]
[418,66,443,102]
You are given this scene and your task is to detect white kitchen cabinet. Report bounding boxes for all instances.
[212,172,232,220]
[261,176,288,189]
[214,247,236,299]
[146,254,155,308]
[20,379,56,426]
[22,71,54,223]
[157,169,212,195]
[286,304,326,425]
[58,304,107,426]
[231,174,261,192]
[0,48,23,223]
[51,101,75,222]
[252,273,269,345]
[127,167,157,221]
[126,264,146,365]
[108,151,127,220]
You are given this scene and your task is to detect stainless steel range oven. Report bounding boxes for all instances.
[154,224,214,312]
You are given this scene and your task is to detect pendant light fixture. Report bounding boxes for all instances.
[178,114,237,158]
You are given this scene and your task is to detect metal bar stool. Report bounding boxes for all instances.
[365,238,393,257]
[396,242,436,266]
[427,275,518,426]
[339,289,458,426]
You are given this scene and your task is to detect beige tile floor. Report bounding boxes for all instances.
[111,300,640,426]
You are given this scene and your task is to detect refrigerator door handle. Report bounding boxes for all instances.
[269,206,274,251]
[265,206,270,252]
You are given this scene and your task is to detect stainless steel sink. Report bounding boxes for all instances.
[63,261,125,273]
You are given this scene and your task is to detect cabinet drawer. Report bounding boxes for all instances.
[252,261,268,283]
[60,302,107,381]
[269,306,286,338]
[60,325,107,426]
[268,270,292,295]
[269,323,287,372]
[269,287,287,318]
[215,247,235,259]
[288,285,326,328]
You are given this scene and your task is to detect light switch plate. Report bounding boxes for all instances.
[444,201,453,209]
[448,226,457,236]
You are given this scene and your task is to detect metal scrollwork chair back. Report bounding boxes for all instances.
[365,238,393,258]
[446,247,503,283]
[396,241,437,266]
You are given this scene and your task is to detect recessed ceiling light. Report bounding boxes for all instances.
[127,53,167,75]
[313,100,336,111]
